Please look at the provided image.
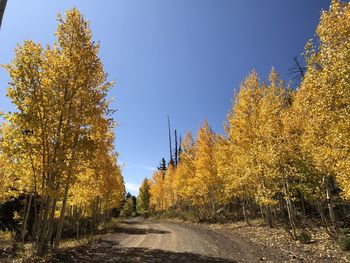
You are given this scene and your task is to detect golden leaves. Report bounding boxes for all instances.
[295,0,350,199]
[1,8,124,218]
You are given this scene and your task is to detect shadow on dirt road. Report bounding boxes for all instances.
[111,226,170,235]
[45,239,236,263]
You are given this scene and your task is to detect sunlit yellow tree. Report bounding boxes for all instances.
[137,178,151,214]
[164,163,176,209]
[192,119,224,220]
[4,8,122,253]
[222,69,296,229]
[173,132,196,207]
[293,0,350,230]
[149,170,165,212]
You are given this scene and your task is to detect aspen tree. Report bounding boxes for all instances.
[224,71,265,222]
[149,170,165,212]
[294,0,350,230]
[164,163,176,209]
[224,70,293,228]
[4,8,119,253]
[137,178,151,214]
[173,132,196,206]
[192,120,224,220]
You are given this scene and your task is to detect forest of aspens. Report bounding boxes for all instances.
[1,0,350,260]
[145,0,350,251]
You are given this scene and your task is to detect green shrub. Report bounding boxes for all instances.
[340,228,350,235]
[298,229,312,244]
[338,235,350,251]
[120,198,135,218]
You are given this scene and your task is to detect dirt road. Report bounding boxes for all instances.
[46,218,302,263]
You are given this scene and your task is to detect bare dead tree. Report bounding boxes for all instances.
[178,136,182,163]
[174,129,178,166]
[167,115,173,165]
[289,56,306,81]
[0,0,7,30]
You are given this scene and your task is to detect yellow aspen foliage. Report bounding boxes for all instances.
[145,0,347,235]
[137,178,151,214]
[255,69,289,205]
[294,0,350,199]
[281,92,325,203]
[149,170,165,212]
[163,163,176,209]
[3,7,124,252]
[192,119,224,217]
[224,71,262,204]
[224,69,291,206]
[173,132,196,203]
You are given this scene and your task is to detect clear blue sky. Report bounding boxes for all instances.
[0,0,331,195]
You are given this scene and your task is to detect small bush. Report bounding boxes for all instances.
[0,230,17,256]
[339,228,350,235]
[0,230,15,242]
[338,235,350,251]
[298,229,312,244]
[141,212,149,219]
[120,198,135,218]
[61,217,96,239]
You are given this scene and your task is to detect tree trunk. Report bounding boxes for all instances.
[260,204,266,223]
[265,205,273,228]
[242,202,250,225]
[54,178,70,249]
[91,198,97,230]
[37,195,52,255]
[242,197,250,225]
[283,176,297,239]
[47,198,57,251]
[0,0,7,29]
[54,130,80,249]
[324,175,338,231]
[210,195,216,219]
[21,193,33,247]
[316,200,336,237]
[32,191,38,239]
[300,191,307,216]
[316,201,327,227]
[76,207,80,240]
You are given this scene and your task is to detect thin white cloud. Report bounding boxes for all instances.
[137,165,157,171]
[125,182,140,193]
[120,161,157,171]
